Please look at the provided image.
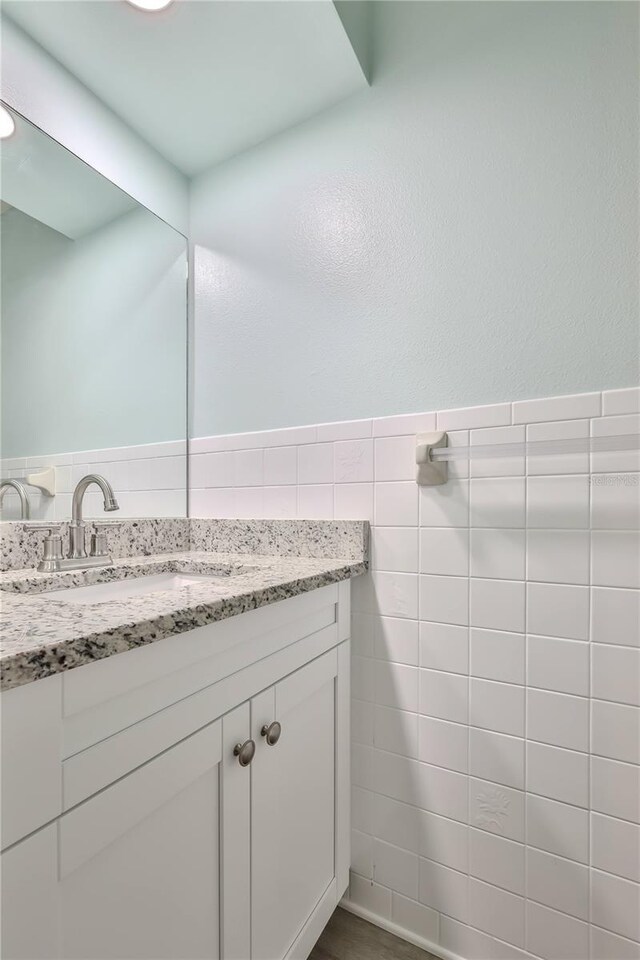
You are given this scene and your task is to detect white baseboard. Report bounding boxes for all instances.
[339,896,463,960]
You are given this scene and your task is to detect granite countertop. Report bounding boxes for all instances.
[0,550,366,691]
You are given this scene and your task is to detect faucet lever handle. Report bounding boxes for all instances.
[89,521,122,558]
[24,522,63,533]
[27,524,65,573]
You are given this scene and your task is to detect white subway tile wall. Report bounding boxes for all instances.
[189,388,640,960]
[0,440,187,521]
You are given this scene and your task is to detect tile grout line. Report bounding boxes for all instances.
[185,390,637,953]
[465,436,471,929]
[587,406,596,957]
[524,414,530,953]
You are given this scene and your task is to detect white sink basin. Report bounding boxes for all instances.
[42,572,223,605]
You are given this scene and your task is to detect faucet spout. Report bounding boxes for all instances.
[69,474,119,559]
[72,474,119,522]
[0,479,31,520]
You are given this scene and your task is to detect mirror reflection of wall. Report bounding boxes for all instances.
[0,107,188,521]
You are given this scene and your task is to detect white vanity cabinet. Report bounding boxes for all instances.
[1,581,351,960]
[59,721,223,960]
[251,652,339,960]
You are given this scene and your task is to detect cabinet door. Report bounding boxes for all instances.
[58,720,223,960]
[1,824,59,960]
[251,651,338,960]
[220,702,251,960]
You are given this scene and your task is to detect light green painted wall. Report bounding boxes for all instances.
[1,15,189,232]
[333,1,371,83]
[191,1,639,437]
[1,206,187,458]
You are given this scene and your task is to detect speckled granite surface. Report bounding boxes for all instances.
[0,521,368,690]
[1,518,190,572]
[190,518,368,560]
[1,517,368,571]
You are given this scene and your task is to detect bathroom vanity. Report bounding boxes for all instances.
[0,522,367,960]
[0,89,367,960]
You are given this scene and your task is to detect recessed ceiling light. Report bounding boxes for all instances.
[126,0,174,10]
[0,104,16,140]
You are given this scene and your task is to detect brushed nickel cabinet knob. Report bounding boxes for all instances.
[260,721,282,746]
[233,739,256,767]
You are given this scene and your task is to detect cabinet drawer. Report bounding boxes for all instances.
[62,680,225,810]
[63,618,341,809]
[63,585,339,757]
[63,584,339,717]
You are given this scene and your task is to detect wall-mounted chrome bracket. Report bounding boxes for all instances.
[416,432,448,486]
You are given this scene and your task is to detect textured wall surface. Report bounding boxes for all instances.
[189,385,640,960]
[191,1,638,437]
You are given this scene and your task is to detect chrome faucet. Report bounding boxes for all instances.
[28,474,120,572]
[69,474,119,559]
[0,479,31,520]
[24,475,120,573]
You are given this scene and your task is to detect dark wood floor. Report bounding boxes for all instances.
[309,907,439,960]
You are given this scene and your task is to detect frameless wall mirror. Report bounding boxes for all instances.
[0,104,187,521]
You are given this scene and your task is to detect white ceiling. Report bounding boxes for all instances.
[3,0,368,177]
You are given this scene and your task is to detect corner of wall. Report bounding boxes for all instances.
[0,13,189,234]
[332,1,372,85]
